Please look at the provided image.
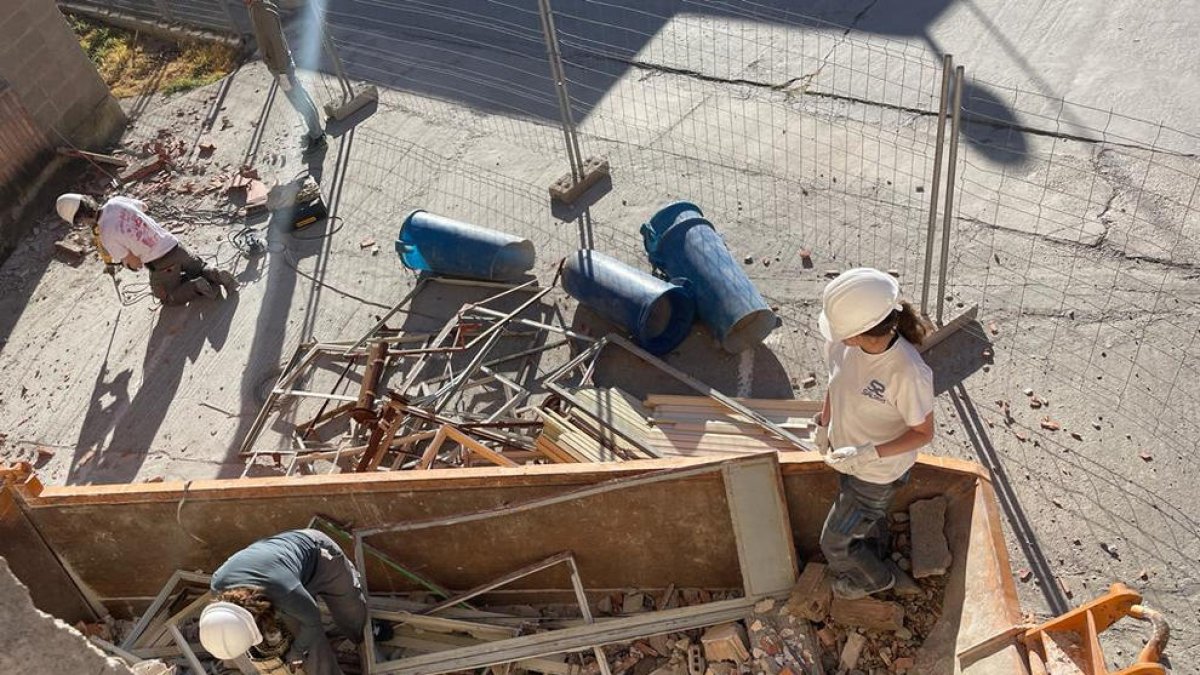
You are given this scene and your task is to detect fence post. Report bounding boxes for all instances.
[920,54,953,319]
[935,65,965,326]
[536,0,585,182]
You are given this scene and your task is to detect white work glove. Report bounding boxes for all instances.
[823,443,879,472]
[812,414,830,453]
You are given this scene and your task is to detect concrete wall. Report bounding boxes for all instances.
[0,0,125,149]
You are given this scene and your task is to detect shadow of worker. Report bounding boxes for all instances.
[69,294,239,485]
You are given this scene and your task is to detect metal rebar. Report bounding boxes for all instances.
[921,54,953,318]
[936,65,966,326]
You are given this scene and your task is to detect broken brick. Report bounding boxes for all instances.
[838,632,866,671]
[54,240,86,265]
[783,562,831,622]
[1039,417,1061,431]
[119,156,168,184]
[829,596,905,632]
[910,496,952,578]
[700,623,749,664]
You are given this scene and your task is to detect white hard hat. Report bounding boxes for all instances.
[56,193,85,224]
[199,601,263,660]
[818,267,901,342]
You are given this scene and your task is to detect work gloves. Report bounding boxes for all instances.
[823,443,879,472]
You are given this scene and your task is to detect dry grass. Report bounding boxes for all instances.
[69,16,238,98]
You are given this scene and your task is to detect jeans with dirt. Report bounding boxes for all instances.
[820,472,907,591]
[147,245,223,305]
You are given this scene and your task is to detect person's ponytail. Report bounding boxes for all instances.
[895,301,932,346]
[862,301,933,346]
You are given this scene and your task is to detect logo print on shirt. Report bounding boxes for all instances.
[861,379,886,402]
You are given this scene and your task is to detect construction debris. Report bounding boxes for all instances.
[909,497,952,579]
[239,272,818,478]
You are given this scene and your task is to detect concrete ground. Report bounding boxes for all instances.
[2,0,1199,670]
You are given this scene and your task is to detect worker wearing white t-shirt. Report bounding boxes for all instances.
[814,268,935,600]
[55,193,237,305]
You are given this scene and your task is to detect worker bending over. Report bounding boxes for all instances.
[199,529,386,674]
[56,193,236,305]
[814,268,935,600]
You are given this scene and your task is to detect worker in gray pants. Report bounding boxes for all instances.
[246,0,327,153]
[199,529,373,675]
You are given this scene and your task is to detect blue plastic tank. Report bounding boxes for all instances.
[395,210,536,281]
[640,201,776,352]
[562,249,695,355]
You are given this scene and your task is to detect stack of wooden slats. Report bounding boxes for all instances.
[533,388,820,462]
[643,394,820,457]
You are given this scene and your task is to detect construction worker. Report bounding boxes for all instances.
[814,268,935,600]
[55,193,237,305]
[246,0,327,153]
[199,529,387,674]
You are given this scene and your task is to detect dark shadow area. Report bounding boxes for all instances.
[70,294,239,485]
[576,305,793,400]
[923,319,991,396]
[265,0,1035,165]
[948,382,1069,614]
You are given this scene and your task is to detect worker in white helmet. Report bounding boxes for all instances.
[814,268,935,600]
[55,193,237,304]
[199,529,390,674]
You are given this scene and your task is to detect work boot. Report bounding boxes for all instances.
[215,269,238,294]
[303,133,328,154]
[831,572,895,601]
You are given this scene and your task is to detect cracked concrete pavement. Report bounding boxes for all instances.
[2,0,1200,669]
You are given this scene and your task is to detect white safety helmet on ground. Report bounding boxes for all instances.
[818,267,901,342]
[199,601,263,660]
[56,193,84,224]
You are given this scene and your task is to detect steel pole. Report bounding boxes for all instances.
[921,54,953,318]
[936,65,965,325]
[537,0,585,181]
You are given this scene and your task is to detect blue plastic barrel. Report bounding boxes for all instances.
[395,210,536,281]
[640,201,776,353]
[562,250,695,355]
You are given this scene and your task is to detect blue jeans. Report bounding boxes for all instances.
[819,472,907,590]
[279,72,324,140]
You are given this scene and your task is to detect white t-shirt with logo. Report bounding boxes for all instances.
[825,336,934,484]
[97,196,179,264]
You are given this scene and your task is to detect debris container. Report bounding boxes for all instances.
[395,210,536,281]
[640,202,776,352]
[562,249,695,355]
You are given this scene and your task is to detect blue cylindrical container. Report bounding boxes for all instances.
[640,201,776,353]
[562,249,695,355]
[395,210,536,281]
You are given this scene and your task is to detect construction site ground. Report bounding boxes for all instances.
[2,1,1200,670]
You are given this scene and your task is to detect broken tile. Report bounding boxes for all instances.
[838,632,866,671]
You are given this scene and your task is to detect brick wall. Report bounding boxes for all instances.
[0,0,125,149]
[0,82,51,191]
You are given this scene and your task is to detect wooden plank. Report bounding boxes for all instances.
[645,395,823,413]
[442,426,519,468]
[373,611,520,641]
[371,597,759,674]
